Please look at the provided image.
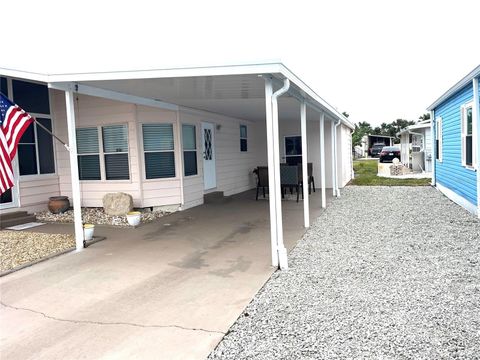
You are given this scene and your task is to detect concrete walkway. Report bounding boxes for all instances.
[209,187,480,359]
[0,190,328,360]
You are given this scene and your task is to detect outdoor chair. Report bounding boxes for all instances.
[254,166,269,200]
[280,165,300,202]
[297,162,315,194]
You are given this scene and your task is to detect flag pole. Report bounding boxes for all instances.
[33,118,70,151]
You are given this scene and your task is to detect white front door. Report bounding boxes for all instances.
[202,122,216,190]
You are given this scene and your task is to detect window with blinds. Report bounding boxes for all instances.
[76,124,130,181]
[142,124,175,179]
[182,124,197,176]
[76,127,101,180]
[103,125,130,180]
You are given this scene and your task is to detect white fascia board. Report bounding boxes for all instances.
[427,65,480,110]
[277,64,355,129]
[46,63,285,83]
[0,67,49,83]
[49,82,179,111]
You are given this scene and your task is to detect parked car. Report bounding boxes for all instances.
[379,146,401,163]
[370,143,385,157]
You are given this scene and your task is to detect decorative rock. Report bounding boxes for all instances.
[102,192,133,216]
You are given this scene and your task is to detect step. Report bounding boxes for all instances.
[1,214,37,229]
[0,211,29,221]
[203,191,226,204]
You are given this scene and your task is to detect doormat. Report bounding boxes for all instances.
[5,222,46,231]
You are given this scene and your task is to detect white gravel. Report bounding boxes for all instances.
[35,207,171,227]
[208,186,480,359]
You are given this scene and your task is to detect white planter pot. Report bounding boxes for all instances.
[83,224,95,241]
[126,212,141,227]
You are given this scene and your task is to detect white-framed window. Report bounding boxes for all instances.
[182,124,197,176]
[461,102,475,168]
[240,124,247,152]
[18,116,55,176]
[435,117,442,162]
[142,123,175,179]
[76,124,130,181]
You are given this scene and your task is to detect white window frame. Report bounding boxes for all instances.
[18,113,57,179]
[461,101,476,169]
[182,123,198,177]
[435,117,443,162]
[76,123,131,182]
[284,134,302,163]
[141,122,176,180]
[240,124,248,152]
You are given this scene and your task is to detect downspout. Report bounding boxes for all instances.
[333,119,341,197]
[271,78,290,270]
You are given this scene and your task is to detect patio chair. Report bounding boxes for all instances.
[297,162,315,194]
[255,166,269,200]
[280,165,300,202]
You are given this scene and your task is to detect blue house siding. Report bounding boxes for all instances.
[435,83,477,207]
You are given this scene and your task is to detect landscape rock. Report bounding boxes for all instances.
[102,192,133,216]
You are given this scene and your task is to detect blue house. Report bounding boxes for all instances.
[427,65,480,217]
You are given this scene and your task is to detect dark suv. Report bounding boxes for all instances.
[370,143,385,157]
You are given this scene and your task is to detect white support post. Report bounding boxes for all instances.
[300,101,310,228]
[430,110,436,186]
[331,120,336,197]
[271,79,290,270]
[65,89,84,251]
[334,122,340,197]
[473,77,480,218]
[264,78,278,267]
[320,112,326,208]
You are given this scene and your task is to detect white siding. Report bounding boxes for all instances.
[179,108,267,208]
[279,117,335,188]
[338,124,353,187]
[52,91,143,207]
[136,105,182,208]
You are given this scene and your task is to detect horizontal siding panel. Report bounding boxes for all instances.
[435,82,477,205]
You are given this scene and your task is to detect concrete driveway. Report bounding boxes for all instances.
[0,190,328,360]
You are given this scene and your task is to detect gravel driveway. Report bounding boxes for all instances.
[209,186,480,359]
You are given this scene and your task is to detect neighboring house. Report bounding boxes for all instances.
[0,63,354,268]
[427,65,480,216]
[397,119,432,172]
[359,134,395,157]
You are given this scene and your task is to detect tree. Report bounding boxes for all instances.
[352,121,373,147]
[342,111,349,118]
[418,113,430,121]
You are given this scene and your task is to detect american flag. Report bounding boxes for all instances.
[0,93,34,195]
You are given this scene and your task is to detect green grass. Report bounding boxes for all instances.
[351,160,431,186]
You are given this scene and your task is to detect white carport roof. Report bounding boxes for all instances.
[0,62,354,129]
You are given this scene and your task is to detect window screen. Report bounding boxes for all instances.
[76,127,101,180]
[143,124,175,179]
[103,125,129,180]
[182,124,197,176]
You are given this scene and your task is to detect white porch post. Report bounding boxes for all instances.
[334,121,340,197]
[330,120,336,197]
[264,78,278,267]
[300,101,309,228]
[430,110,436,186]
[271,79,290,270]
[320,112,326,208]
[65,89,84,251]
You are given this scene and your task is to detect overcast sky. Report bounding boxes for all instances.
[3,0,480,125]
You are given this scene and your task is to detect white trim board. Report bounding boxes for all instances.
[435,182,478,215]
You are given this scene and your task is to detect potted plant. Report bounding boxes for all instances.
[126,211,141,226]
[83,224,95,240]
